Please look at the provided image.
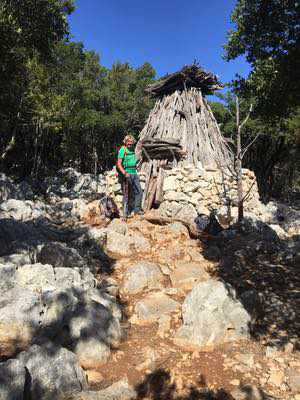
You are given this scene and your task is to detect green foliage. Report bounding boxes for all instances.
[210,93,300,198]
[0,19,156,176]
[224,0,300,117]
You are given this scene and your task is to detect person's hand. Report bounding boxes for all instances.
[124,172,130,178]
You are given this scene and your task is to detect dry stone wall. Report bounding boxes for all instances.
[105,162,261,222]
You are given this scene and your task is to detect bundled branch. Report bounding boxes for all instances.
[141,138,184,160]
[146,64,223,97]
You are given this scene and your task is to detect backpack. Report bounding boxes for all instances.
[99,195,119,219]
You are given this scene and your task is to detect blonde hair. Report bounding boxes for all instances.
[123,134,136,145]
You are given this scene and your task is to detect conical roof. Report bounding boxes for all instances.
[139,87,233,169]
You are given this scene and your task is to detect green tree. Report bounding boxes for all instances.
[224,0,300,117]
[0,0,75,165]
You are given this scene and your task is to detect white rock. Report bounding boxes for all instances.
[175,280,250,348]
[133,292,180,324]
[121,261,164,295]
[163,176,179,191]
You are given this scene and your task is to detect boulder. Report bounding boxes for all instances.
[0,262,118,362]
[107,219,128,235]
[175,280,250,348]
[0,219,46,257]
[130,232,151,253]
[0,199,47,221]
[106,231,133,257]
[0,174,33,202]
[133,292,180,324]
[170,261,209,292]
[37,242,84,268]
[45,168,105,199]
[231,385,269,400]
[121,262,164,295]
[71,199,90,220]
[0,252,33,267]
[0,359,25,400]
[16,263,55,291]
[0,286,41,357]
[69,301,122,369]
[54,267,83,289]
[75,378,136,400]
[168,222,189,237]
[86,226,107,243]
[18,343,87,400]
[173,204,198,224]
[0,263,16,292]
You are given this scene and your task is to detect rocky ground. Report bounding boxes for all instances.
[0,170,299,400]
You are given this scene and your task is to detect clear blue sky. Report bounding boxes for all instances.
[68,0,250,87]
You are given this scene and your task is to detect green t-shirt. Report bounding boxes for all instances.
[118,146,137,175]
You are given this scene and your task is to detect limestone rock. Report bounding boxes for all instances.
[54,267,83,289]
[133,292,180,324]
[182,181,202,193]
[164,191,189,202]
[121,262,164,295]
[0,359,25,400]
[0,218,45,257]
[0,199,46,221]
[0,252,32,267]
[174,203,197,224]
[168,222,189,237]
[130,232,151,253]
[0,286,41,357]
[16,263,55,291]
[170,261,209,292]
[75,378,136,400]
[231,385,268,400]
[287,368,300,393]
[106,231,133,257]
[69,301,122,368]
[18,343,87,400]
[0,173,33,202]
[107,219,128,235]
[37,242,84,268]
[0,263,16,292]
[163,175,179,192]
[175,280,250,348]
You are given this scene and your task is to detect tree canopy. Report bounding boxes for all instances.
[0,1,156,178]
[224,0,300,117]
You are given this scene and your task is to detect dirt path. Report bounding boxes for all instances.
[86,216,299,399]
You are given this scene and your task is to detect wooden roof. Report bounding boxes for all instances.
[146,64,223,97]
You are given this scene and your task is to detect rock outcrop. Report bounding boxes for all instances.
[175,280,251,348]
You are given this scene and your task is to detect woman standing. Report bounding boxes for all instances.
[117,135,143,219]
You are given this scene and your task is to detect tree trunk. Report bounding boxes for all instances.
[235,97,244,223]
[236,126,244,222]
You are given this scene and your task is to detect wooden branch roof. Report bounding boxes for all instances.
[146,64,223,97]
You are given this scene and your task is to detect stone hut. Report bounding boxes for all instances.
[107,65,261,222]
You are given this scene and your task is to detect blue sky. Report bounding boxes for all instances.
[68,0,250,88]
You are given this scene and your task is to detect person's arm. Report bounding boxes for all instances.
[117,159,129,177]
[117,147,129,178]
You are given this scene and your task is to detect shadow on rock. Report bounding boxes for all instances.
[135,368,232,400]
[201,219,300,348]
